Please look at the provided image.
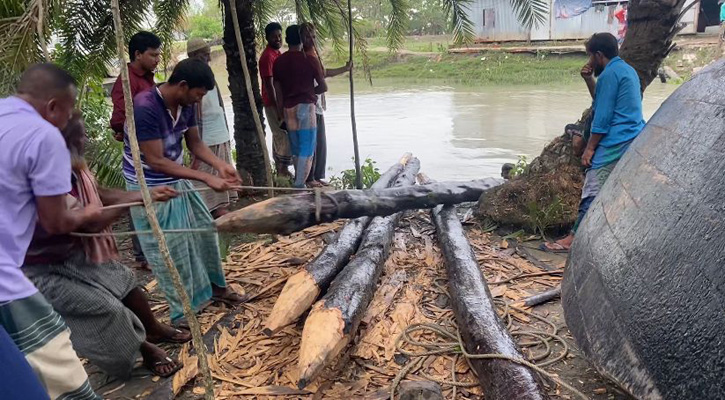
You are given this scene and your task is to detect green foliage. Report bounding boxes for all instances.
[339,51,588,85]
[186,14,223,39]
[525,196,565,239]
[80,78,126,188]
[510,155,528,177]
[329,157,381,189]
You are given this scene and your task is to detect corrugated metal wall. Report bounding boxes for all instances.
[550,5,617,40]
[468,0,699,41]
[471,0,531,41]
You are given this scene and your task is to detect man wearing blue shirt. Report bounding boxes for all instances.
[543,32,645,253]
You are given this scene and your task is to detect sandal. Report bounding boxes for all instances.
[147,328,192,345]
[146,356,183,378]
[211,290,248,306]
[306,181,323,188]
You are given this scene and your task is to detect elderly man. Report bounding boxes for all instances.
[186,38,238,218]
[126,58,245,326]
[0,63,102,399]
[542,33,645,253]
[24,112,191,379]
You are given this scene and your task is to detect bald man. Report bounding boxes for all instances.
[0,63,102,400]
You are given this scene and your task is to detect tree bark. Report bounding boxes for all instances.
[216,177,502,235]
[297,158,421,389]
[262,154,413,336]
[620,0,689,91]
[432,204,548,400]
[222,0,267,186]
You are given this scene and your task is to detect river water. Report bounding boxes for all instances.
[216,67,676,180]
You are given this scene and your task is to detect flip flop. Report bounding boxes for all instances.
[146,356,182,378]
[211,291,248,306]
[539,242,570,254]
[148,328,192,345]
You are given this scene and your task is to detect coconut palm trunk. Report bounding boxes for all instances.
[222,0,268,186]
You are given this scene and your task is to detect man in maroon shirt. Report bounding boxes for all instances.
[258,22,292,178]
[110,31,161,141]
[273,25,327,188]
[109,31,161,269]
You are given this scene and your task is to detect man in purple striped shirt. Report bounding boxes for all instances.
[124,59,245,326]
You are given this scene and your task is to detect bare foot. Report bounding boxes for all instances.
[146,323,191,345]
[541,234,574,253]
[140,342,182,377]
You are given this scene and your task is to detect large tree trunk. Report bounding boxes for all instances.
[477,0,688,229]
[223,0,267,186]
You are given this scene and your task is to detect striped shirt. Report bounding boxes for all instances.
[123,86,197,185]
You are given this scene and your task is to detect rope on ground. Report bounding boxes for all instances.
[389,299,588,400]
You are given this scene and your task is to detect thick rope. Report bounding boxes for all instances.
[389,299,588,400]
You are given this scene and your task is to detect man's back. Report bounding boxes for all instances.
[273,51,319,108]
[0,96,71,301]
[591,57,645,168]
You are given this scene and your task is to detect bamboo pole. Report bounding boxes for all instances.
[109,1,215,399]
[348,0,363,190]
[228,0,274,197]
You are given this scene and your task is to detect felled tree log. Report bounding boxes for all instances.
[216,177,501,235]
[297,158,421,389]
[262,154,413,336]
[562,60,725,400]
[432,204,548,400]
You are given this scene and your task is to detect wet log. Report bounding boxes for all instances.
[262,154,413,336]
[432,204,548,400]
[562,60,725,400]
[216,178,501,235]
[297,158,421,389]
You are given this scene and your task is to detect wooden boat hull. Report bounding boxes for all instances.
[562,60,725,399]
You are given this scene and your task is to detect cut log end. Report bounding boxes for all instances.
[263,270,321,336]
[297,306,346,389]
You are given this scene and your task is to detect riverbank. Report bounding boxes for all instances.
[318,33,719,86]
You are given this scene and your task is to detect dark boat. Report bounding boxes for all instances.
[562,60,725,399]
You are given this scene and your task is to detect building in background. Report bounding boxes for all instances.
[466,0,701,42]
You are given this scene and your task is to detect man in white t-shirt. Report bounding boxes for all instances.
[187,38,239,218]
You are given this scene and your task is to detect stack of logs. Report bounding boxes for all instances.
[213,154,548,398]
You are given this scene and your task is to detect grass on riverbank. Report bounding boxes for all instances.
[326,50,588,86]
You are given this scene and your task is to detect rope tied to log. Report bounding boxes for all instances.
[389,298,588,400]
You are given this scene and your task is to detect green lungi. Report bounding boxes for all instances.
[127,179,227,323]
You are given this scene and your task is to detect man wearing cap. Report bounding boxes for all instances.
[186,38,238,218]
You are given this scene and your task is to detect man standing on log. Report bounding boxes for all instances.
[273,25,327,188]
[259,22,293,178]
[0,63,102,400]
[543,33,644,253]
[186,38,238,218]
[110,31,162,269]
[125,58,245,326]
